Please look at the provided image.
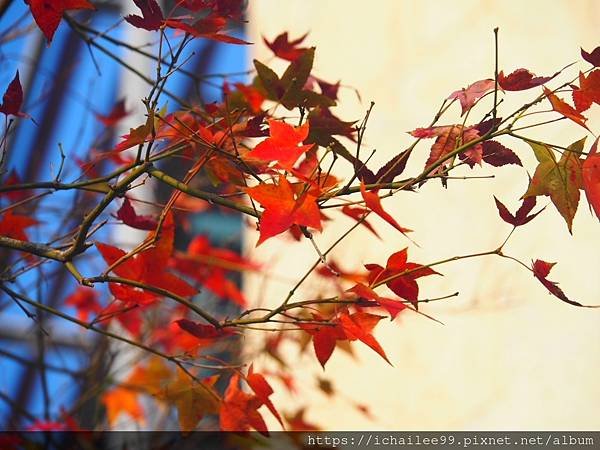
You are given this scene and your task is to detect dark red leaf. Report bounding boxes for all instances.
[498,68,558,91]
[494,196,542,227]
[125,0,164,31]
[581,46,600,67]
[475,118,501,135]
[482,141,522,167]
[116,198,158,231]
[178,0,245,18]
[514,197,542,225]
[374,149,411,183]
[316,78,341,101]
[0,71,27,118]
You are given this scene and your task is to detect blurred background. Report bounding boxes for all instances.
[245,0,600,430]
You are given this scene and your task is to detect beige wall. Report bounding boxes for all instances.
[246,1,600,430]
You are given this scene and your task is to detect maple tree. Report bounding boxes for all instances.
[0,0,599,442]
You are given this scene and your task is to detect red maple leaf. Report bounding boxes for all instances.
[164,15,249,44]
[171,235,258,306]
[108,283,156,305]
[95,99,130,126]
[572,70,600,112]
[234,83,265,113]
[0,170,30,201]
[151,319,210,354]
[0,210,37,241]
[175,319,235,342]
[341,205,380,238]
[25,0,95,42]
[532,259,583,307]
[64,286,102,322]
[246,364,283,427]
[27,411,82,432]
[411,124,483,169]
[299,315,346,368]
[220,373,268,435]
[100,301,145,337]
[317,259,367,284]
[365,248,439,309]
[96,214,196,301]
[245,119,313,169]
[299,309,389,367]
[339,311,390,364]
[246,175,322,245]
[263,32,309,61]
[347,283,407,320]
[112,113,156,153]
[582,138,600,220]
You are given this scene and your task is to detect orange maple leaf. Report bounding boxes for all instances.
[246,175,321,245]
[360,181,411,235]
[572,70,600,112]
[245,119,313,169]
[102,387,145,426]
[543,87,588,130]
